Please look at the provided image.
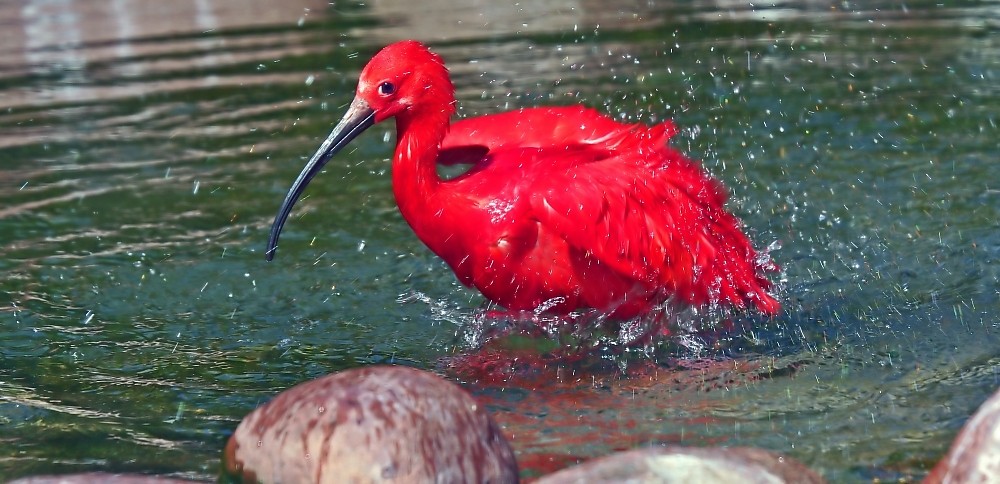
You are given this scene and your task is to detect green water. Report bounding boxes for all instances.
[1,1,998,481]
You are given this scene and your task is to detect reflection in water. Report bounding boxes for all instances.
[0,0,999,481]
[21,0,85,85]
[0,0,329,108]
[362,0,589,42]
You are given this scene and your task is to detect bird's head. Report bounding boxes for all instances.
[265,41,454,261]
[356,40,455,124]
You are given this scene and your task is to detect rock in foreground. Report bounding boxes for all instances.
[926,386,1000,483]
[535,447,824,484]
[9,473,196,484]
[224,365,518,483]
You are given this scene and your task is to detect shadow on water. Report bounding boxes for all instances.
[0,0,998,481]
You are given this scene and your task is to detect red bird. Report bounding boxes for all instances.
[266,40,780,320]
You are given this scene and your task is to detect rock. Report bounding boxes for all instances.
[926,387,1000,483]
[535,447,824,484]
[8,473,197,484]
[223,365,518,483]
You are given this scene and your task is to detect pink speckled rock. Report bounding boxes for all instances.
[224,365,518,483]
[535,447,824,484]
[8,473,196,484]
[926,387,1000,483]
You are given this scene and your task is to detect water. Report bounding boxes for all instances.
[1,0,998,481]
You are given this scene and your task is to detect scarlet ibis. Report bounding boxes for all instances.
[266,40,780,320]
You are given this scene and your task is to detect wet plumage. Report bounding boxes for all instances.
[267,40,780,320]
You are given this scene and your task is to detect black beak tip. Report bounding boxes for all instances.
[263,97,374,265]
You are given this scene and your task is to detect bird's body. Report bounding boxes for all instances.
[267,41,780,320]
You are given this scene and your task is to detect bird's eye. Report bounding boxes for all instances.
[378,81,396,96]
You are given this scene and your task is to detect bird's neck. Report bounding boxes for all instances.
[391,111,449,235]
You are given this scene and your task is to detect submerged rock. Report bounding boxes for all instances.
[926,386,1000,483]
[223,365,518,483]
[535,447,824,484]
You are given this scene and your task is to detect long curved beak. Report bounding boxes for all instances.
[265,97,375,261]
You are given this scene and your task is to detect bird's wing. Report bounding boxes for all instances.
[528,144,777,313]
[439,106,678,165]
[441,106,777,313]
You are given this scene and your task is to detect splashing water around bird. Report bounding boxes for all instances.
[266,40,781,334]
